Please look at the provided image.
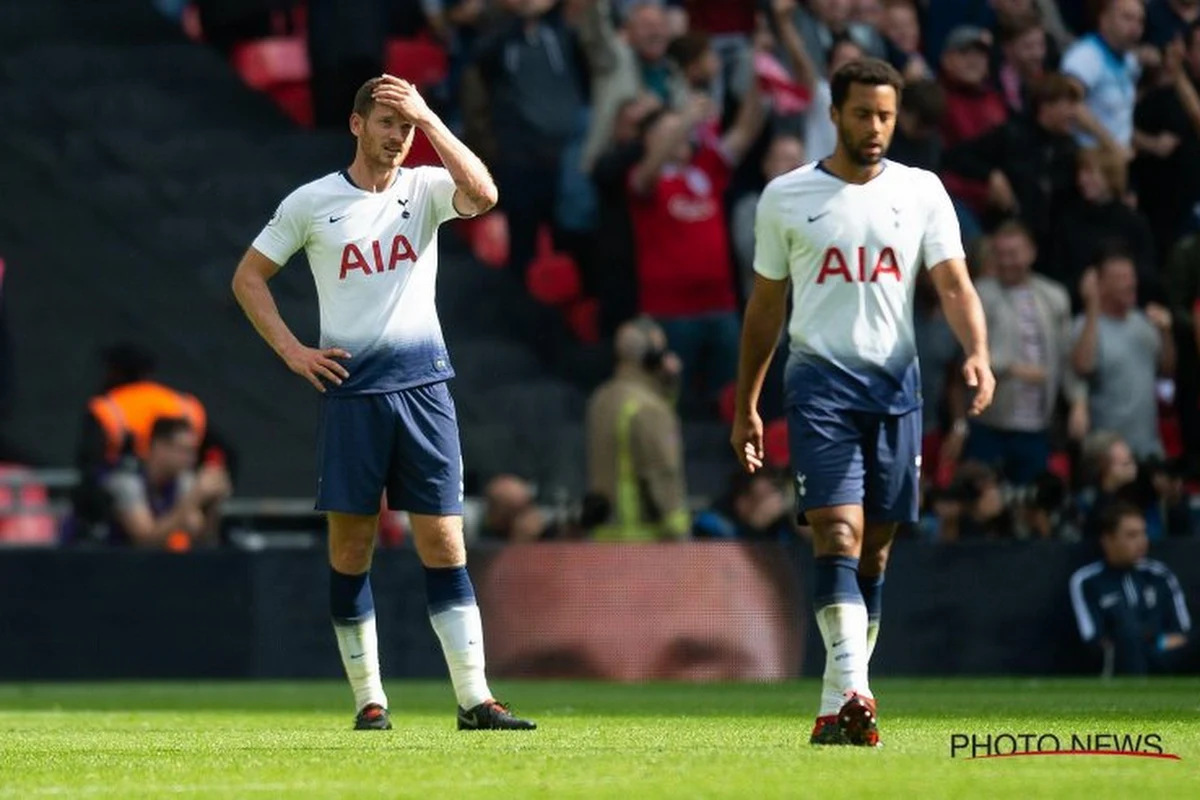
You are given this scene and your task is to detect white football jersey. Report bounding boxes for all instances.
[754,160,964,413]
[252,166,462,395]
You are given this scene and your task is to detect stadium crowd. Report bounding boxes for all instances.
[5,0,1200,550]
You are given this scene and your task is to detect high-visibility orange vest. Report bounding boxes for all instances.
[87,381,207,463]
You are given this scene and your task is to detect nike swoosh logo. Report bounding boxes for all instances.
[459,712,478,727]
[807,212,830,223]
[329,214,348,223]
[397,198,408,206]
[349,653,365,660]
[831,638,848,649]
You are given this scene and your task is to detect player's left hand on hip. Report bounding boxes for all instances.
[962,356,995,416]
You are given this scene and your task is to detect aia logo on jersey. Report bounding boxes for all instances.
[816,246,901,284]
[339,235,417,280]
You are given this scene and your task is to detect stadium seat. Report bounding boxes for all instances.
[181,3,203,41]
[0,465,57,546]
[460,213,510,268]
[231,37,313,127]
[405,130,441,167]
[231,37,309,89]
[763,418,790,469]
[718,381,737,424]
[1159,401,1183,460]
[384,37,449,87]
[1047,451,1072,484]
[565,298,599,344]
[527,252,583,306]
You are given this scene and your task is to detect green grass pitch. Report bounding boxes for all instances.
[1,679,1196,798]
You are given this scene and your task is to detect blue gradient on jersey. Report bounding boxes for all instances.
[323,335,454,396]
[784,349,921,414]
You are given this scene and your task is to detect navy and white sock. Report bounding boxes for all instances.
[858,572,885,660]
[813,555,871,716]
[330,568,388,713]
[426,566,491,710]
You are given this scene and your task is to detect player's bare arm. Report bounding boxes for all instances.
[231,248,351,393]
[731,274,790,473]
[928,257,995,416]
[371,76,498,217]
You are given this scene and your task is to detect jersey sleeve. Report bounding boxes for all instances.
[753,183,791,281]
[251,186,312,266]
[413,166,462,225]
[919,172,965,269]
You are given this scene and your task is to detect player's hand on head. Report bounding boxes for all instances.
[283,345,351,393]
[731,410,765,474]
[962,355,995,417]
[372,77,433,126]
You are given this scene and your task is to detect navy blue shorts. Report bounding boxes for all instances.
[786,404,921,523]
[315,381,464,516]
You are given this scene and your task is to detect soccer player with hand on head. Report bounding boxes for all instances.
[232,75,535,732]
[731,58,994,747]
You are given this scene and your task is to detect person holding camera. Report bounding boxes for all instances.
[585,317,689,541]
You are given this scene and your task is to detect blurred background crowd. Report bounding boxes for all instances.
[3,0,1200,554]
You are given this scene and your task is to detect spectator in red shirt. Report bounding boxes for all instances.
[627,82,767,406]
[939,25,1010,216]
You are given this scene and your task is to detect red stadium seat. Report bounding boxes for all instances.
[232,37,310,90]
[566,298,600,344]
[0,465,57,546]
[231,37,314,127]
[459,212,509,268]
[1047,451,1072,484]
[405,130,440,167]
[1159,401,1183,460]
[527,252,582,306]
[181,3,203,42]
[718,381,737,424]
[763,418,790,469]
[385,38,449,87]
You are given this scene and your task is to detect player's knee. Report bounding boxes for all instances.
[328,517,378,572]
[818,519,860,555]
[416,534,465,568]
[411,514,466,567]
[330,536,374,573]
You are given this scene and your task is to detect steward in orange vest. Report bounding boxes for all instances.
[71,344,222,544]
